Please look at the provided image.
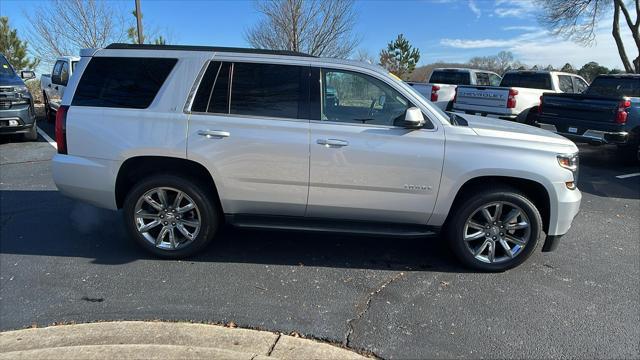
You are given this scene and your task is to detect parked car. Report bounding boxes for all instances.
[407,68,501,111]
[52,43,581,271]
[453,70,589,123]
[0,53,38,141]
[537,74,640,161]
[41,56,80,122]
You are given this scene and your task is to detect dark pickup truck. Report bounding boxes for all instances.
[537,74,639,161]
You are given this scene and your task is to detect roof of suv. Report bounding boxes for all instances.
[105,43,316,58]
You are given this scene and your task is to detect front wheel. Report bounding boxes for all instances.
[446,188,543,271]
[23,120,38,141]
[123,175,219,258]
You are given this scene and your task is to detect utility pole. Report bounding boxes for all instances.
[135,0,144,44]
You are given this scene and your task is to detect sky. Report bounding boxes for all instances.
[0,0,632,71]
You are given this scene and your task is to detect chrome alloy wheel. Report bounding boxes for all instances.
[133,187,201,250]
[463,201,531,264]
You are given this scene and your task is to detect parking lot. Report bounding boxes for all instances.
[1,117,638,359]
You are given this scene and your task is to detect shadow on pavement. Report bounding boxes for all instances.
[577,144,639,200]
[0,190,467,273]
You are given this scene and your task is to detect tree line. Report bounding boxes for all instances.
[1,0,637,80]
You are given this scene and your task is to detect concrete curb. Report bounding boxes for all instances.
[0,321,368,359]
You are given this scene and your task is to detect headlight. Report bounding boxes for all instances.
[12,85,31,105]
[557,153,579,171]
[558,153,579,187]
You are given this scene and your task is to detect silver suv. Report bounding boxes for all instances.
[52,44,581,271]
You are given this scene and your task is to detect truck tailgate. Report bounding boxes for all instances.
[454,86,508,110]
[540,94,619,124]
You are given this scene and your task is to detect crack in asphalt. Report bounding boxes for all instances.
[0,159,50,166]
[266,332,281,356]
[344,271,405,348]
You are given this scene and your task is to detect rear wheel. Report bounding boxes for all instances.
[446,188,542,271]
[123,175,219,258]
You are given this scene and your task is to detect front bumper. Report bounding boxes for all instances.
[0,104,36,135]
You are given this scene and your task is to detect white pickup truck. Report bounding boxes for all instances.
[41,56,80,122]
[453,70,589,124]
[407,68,501,111]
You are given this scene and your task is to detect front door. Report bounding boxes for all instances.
[307,68,445,224]
[187,61,311,216]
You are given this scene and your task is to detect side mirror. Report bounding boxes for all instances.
[402,107,425,128]
[20,70,36,80]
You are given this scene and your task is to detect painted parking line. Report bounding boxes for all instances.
[616,172,640,179]
[36,126,57,149]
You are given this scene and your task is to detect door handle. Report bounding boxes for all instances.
[317,138,349,147]
[197,130,230,139]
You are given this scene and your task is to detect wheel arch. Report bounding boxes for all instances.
[445,175,551,234]
[115,156,224,215]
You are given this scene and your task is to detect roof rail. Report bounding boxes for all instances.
[105,43,316,58]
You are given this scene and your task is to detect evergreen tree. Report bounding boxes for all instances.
[560,63,576,73]
[379,34,420,79]
[0,17,39,70]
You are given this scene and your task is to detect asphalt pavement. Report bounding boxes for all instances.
[1,121,638,359]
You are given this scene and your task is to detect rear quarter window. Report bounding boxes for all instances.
[72,57,177,109]
[500,73,553,90]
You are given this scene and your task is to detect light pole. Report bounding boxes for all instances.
[135,0,144,44]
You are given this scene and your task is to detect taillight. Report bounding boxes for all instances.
[507,88,518,109]
[55,105,69,154]
[430,85,440,102]
[537,95,543,113]
[615,98,631,124]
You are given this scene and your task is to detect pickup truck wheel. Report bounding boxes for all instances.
[446,189,542,271]
[123,175,219,259]
[23,120,38,141]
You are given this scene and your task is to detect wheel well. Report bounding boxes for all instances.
[115,156,222,214]
[447,176,550,233]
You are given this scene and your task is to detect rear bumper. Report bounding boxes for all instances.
[52,154,120,210]
[540,124,630,145]
[0,105,36,135]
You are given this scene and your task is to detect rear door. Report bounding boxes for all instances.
[187,60,311,216]
[307,67,445,224]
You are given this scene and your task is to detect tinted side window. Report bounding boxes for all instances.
[572,77,588,93]
[558,75,574,93]
[230,62,303,119]
[489,74,502,86]
[60,62,70,86]
[72,57,177,109]
[192,61,231,113]
[321,68,410,127]
[475,72,490,86]
[51,61,64,84]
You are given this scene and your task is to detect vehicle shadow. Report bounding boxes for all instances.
[0,190,467,273]
[576,144,639,200]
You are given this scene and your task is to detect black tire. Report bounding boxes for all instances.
[43,93,54,123]
[23,120,38,141]
[445,187,543,272]
[123,174,219,259]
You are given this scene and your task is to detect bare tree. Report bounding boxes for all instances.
[537,0,640,73]
[25,0,127,68]
[245,0,359,58]
[354,48,374,64]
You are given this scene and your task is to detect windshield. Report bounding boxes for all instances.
[429,71,471,85]
[0,55,17,77]
[586,77,640,97]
